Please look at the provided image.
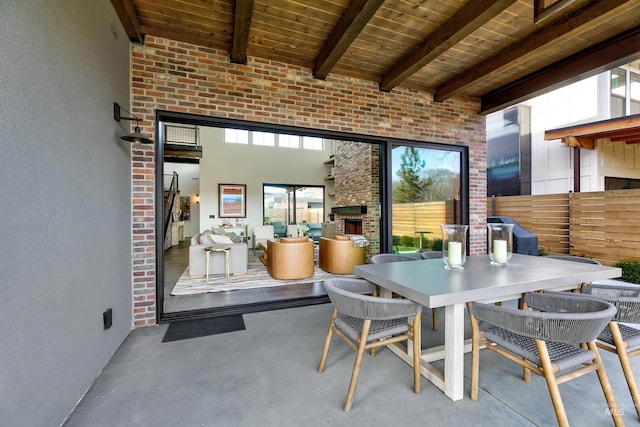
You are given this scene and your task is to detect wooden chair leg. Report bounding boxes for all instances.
[604,323,639,423]
[431,308,438,332]
[468,305,480,401]
[588,340,624,427]
[344,319,371,412]
[609,321,640,420]
[536,340,570,427]
[412,312,422,394]
[318,308,338,373]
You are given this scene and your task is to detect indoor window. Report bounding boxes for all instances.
[278,134,300,148]
[252,131,276,146]
[225,128,249,144]
[302,136,323,150]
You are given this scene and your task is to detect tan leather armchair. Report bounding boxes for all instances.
[264,237,315,279]
[319,236,366,274]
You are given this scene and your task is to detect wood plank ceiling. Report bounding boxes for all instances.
[111,0,640,114]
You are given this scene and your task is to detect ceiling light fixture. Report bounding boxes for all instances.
[113,102,154,144]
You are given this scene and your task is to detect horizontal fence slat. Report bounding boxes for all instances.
[488,190,640,263]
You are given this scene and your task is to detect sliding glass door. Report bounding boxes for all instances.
[389,144,465,253]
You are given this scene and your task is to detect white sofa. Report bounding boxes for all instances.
[189,230,248,277]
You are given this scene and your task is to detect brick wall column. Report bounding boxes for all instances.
[131,146,156,327]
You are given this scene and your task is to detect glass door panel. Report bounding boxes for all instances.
[390,145,462,253]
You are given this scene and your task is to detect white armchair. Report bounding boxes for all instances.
[253,225,274,254]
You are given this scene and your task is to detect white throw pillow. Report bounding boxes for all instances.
[199,233,214,245]
[211,234,234,244]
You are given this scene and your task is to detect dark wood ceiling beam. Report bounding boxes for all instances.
[611,133,640,141]
[379,0,516,92]
[434,0,632,102]
[230,0,255,64]
[313,0,385,80]
[534,0,577,23]
[111,0,144,42]
[480,26,640,115]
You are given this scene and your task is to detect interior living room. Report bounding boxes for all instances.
[161,121,467,319]
[161,124,346,316]
[5,1,640,425]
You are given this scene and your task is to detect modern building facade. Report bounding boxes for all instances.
[487,62,640,196]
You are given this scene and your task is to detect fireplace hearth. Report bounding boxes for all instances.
[344,219,362,234]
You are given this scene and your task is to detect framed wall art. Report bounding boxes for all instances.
[218,184,246,218]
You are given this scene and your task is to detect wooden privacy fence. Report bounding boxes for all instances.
[488,189,640,266]
[392,200,456,240]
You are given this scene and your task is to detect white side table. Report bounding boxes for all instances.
[204,246,230,282]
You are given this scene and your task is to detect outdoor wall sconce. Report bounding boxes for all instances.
[113,102,154,144]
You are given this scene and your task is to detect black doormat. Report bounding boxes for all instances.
[162,315,246,342]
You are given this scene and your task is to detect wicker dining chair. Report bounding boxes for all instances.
[370,253,438,331]
[468,291,622,427]
[370,253,416,263]
[318,278,422,412]
[581,280,640,421]
[420,251,443,260]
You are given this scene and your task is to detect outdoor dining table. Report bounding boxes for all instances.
[353,253,622,401]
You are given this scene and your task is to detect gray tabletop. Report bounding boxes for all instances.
[353,254,622,308]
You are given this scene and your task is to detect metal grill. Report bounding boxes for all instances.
[164,124,198,145]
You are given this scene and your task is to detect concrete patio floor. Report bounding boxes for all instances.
[64,303,638,426]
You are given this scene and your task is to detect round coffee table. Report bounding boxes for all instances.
[204,246,231,282]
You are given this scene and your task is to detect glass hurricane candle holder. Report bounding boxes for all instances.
[441,224,468,270]
[487,223,514,266]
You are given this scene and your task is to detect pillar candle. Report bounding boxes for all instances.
[448,241,462,267]
[493,239,507,263]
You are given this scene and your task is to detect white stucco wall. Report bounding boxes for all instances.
[0,1,133,424]
[525,74,609,194]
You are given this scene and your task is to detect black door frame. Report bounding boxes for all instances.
[154,109,470,323]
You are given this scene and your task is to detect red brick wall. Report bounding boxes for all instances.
[131,146,156,327]
[130,35,487,326]
[333,142,380,259]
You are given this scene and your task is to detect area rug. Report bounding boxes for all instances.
[171,253,353,295]
[162,315,245,342]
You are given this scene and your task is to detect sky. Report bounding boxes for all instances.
[391,146,460,182]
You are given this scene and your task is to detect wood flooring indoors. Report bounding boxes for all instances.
[162,240,329,320]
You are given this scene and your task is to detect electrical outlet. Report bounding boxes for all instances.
[209,214,216,219]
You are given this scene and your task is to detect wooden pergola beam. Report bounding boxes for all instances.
[379,0,516,92]
[480,26,640,114]
[534,0,577,23]
[230,0,255,64]
[545,115,640,140]
[314,0,385,80]
[434,0,631,102]
[563,136,594,149]
[110,0,143,43]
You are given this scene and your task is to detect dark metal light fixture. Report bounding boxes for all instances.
[113,102,154,144]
